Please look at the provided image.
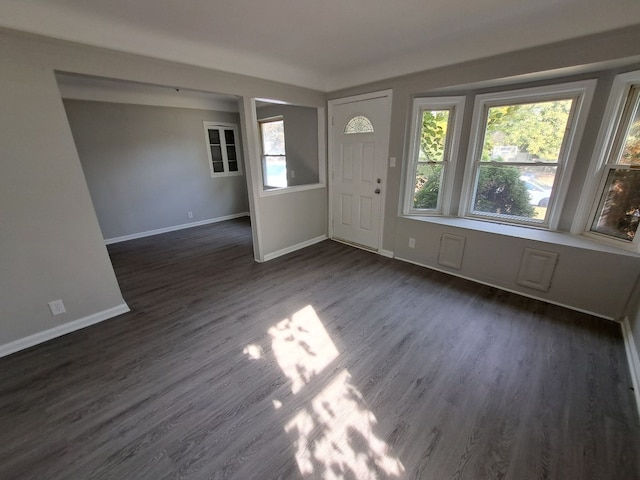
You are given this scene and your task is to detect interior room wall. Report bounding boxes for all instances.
[327,27,640,320]
[63,99,248,241]
[631,290,640,356]
[0,27,325,353]
[257,104,319,186]
[624,278,640,416]
[0,60,127,350]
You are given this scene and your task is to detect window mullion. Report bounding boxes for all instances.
[219,128,229,173]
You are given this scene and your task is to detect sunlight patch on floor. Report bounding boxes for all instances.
[242,343,264,360]
[268,305,339,394]
[285,369,405,479]
[267,305,405,479]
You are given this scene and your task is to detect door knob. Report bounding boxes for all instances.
[375,188,381,194]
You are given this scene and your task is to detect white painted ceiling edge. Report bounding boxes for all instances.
[2,0,640,92]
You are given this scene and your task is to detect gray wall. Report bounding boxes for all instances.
[626,280,640,408]
[258,104,319,186]
[0,28,325,350]
[260,188,328,254]
[63,100,248,240]
[629,282,640,350]
[0,59,126,345]
[328,26,640,320]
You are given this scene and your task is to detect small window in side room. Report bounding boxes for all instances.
[203,122,242,177]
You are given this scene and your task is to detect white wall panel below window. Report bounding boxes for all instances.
[516,248,559,292]
[438,233,466,270]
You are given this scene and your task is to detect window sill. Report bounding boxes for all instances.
[211,172,243,179]
[401,214,640,257]
[259,182,326,197]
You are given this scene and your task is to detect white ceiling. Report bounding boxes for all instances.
[2,0,640,91]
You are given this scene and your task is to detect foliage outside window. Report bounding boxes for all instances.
[203,122,242,178]
[587,80,640,249]
[404,96,465,215]
[260,117,287,188]
[463,82,594,228]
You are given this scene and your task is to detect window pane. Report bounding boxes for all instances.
[590,169,640,241]
[224,129,235,145]
[261,120,285,155]
[212,161,224,173]
[208,129,220,144]
[620,90,640,166]
[264,156,287,188]
[419,110,450,162]
[481,100,573,163]
[472,165,556,221]
[413,163,443,209]
[226,145,237,161]
[210,145,222,163]
[344,115,374,134]
[228,161,238,172]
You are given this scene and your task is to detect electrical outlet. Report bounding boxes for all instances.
[188,211,193,219]
[389,157,396,168]
[48,299,66,316]
[409,238,416,248]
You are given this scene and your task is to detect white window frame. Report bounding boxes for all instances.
[575,70,640,251]
[460,80,596,229]
[203,121,242,178]
[258,116,287,188]
[402,96,465,216]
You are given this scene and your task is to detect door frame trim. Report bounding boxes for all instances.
[328,89,393,252]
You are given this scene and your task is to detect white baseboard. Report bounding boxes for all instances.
[263,235,327,261]
[394,255,615,322]
[0,303,130,359]
[622,316,640,422]
[104,212,249,244]
[329,238,394,259]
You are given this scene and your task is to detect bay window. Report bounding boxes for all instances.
[583,71,640,251]
[403,96,465,215]
[461,81,595,228]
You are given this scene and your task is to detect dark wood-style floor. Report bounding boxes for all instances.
[1,218,638,479]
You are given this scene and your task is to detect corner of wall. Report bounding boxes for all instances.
[622,316,640,423]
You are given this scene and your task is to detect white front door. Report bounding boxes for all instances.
[329,92,392,250]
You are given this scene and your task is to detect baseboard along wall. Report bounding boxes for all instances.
[394,255,616,322]
[263,235,328,262]
[104,212,249,245]
[0,303,130,359]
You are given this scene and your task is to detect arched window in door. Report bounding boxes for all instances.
[344,115,374,134]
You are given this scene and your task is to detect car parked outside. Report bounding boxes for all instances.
[520,175,552,207]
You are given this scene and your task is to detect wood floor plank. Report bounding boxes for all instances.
[0,217,638,479]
